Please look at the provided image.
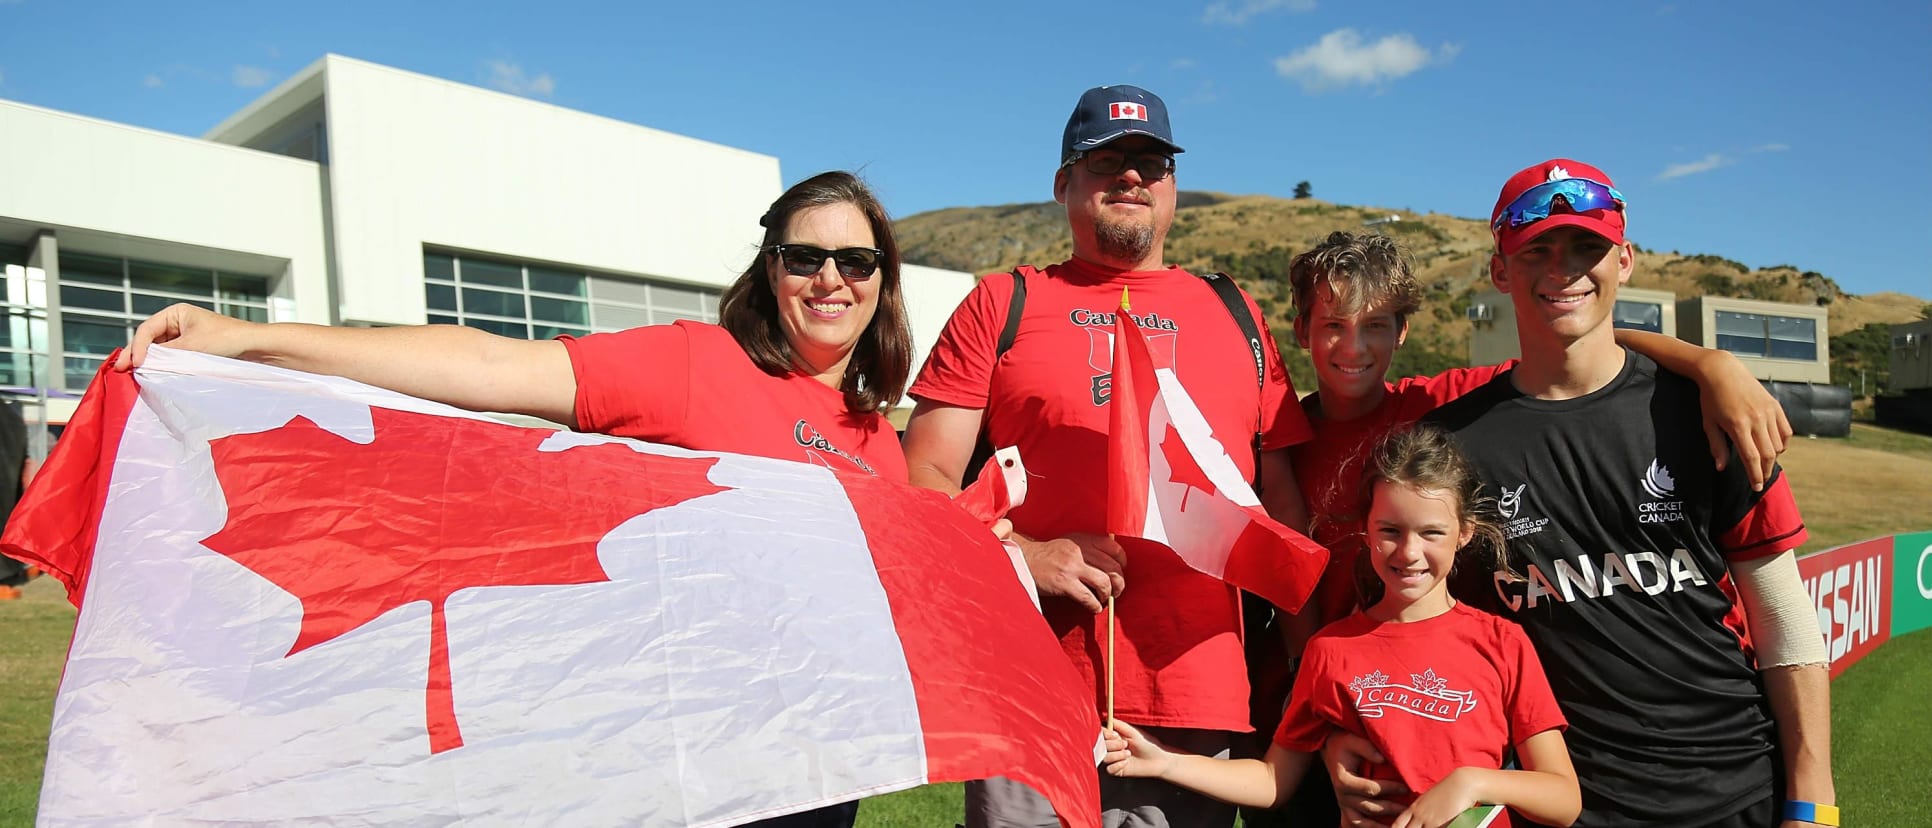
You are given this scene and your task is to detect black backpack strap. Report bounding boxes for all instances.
[1200,271,1267,484]
[1201,271,1265,391]
[995,267,1028,360]
[962,268,1028,486]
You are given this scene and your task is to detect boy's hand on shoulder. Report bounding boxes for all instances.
[1698,350,1791,492]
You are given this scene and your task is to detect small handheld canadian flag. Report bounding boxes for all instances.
[1104,288,1327,614]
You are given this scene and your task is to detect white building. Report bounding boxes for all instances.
[0,54,975,444]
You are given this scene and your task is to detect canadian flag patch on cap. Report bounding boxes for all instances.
[1109,102,1148,121]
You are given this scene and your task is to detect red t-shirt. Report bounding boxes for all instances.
[1275,603,1566,827]
[911,260,1312,731]
[562,321,908,482]
[1291,366,1511,624]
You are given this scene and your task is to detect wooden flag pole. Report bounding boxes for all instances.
[1106,592,1116,729]
[1107,285,1128,732]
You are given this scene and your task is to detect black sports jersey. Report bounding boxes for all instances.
[1425,351,1807,828]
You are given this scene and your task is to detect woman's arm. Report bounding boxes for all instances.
[117,304,577,425]
[1104,721,1314,809]
[1391,729,1580,828]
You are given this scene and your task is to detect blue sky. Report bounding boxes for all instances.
[2,0,1927,300]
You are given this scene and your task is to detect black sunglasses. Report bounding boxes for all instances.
[1063,150,1175,181]
[767,244,884,280]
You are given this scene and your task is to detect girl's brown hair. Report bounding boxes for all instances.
[1353,423,1511,606]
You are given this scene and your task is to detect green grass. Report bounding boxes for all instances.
[0,577,71,825]
[1830,630,1932,827]
[856,782,962,827]
[1840,421,1932,462]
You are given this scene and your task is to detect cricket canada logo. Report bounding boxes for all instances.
[1641,459,1676,499]
[1637,459,1685,524]
[1347,668,1478,723]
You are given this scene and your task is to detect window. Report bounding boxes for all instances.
[56,253,272,389]
[1713,310,1818,361]
[0,255,47,390]
[1612,300,1664,334]
[423,251,719,341]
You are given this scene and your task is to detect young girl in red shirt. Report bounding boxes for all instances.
[1104,424,1581,828]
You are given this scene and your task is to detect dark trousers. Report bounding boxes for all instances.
[744,801,859,828]
[0,552,26,587]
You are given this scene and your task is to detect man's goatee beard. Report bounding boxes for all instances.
[1095,217,1155,266]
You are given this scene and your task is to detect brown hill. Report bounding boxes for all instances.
[896,193,1929,379]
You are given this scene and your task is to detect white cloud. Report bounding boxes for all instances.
[1203,0,1315,26]
[484,60,555,98]
[1658,153,1730,180]
[1171,58,1197,70]
[1657,143,1789,181]
[142,73,165,89]
[1274,29,1452,92]
[232,65,275,88]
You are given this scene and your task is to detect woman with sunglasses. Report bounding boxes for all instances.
[117,170,913,827]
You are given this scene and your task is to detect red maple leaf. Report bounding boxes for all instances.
[1160,422,1218,512]
[202,408,728,754]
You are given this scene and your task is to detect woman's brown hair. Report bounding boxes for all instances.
[718,170,912,415]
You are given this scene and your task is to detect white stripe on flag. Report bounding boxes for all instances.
[1137,365,1264,577]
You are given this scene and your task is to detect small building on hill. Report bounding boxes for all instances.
[1876,319,1932,434]
[1888,319,1932,393]
[1466,285,1678,366]
[1676,296,1830,385]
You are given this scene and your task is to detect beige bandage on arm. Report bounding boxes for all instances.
[1732,550,1829,669]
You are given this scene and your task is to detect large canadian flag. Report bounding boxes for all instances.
[4,347,1101,827]
[1105,296,1328,614]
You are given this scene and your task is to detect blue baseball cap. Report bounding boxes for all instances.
[1061,85,1184,164]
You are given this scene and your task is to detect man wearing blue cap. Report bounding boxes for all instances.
[904,86,1315,827]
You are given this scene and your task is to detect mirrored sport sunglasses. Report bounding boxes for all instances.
[767,244,884,280]
[1063,150,1176,181]
[1492,177,1628,233]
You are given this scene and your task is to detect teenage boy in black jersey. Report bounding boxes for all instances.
[1337,159,1835,828]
